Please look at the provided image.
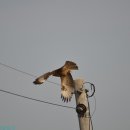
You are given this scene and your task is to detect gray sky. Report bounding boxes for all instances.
[0,0,130,130]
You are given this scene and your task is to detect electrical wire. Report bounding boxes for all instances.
[84,82,95,98]
[90,95,96,118]
[0,87,96,118]
[0,62,60,86]
[0,89,75,109]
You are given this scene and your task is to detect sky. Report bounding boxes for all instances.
[0,0,130,130]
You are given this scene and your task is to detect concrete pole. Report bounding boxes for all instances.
[74,79,93,130]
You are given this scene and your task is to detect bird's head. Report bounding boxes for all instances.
[64,61,78,70]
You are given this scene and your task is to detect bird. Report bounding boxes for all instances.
[33,61,78,102]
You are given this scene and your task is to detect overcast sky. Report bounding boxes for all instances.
[0,0,130,130]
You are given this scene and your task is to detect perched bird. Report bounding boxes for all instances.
[33,61,78,102]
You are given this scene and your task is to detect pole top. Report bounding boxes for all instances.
[74,79,84,86]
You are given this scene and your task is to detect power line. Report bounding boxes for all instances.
[0,62,60,86]
[0,88,96,118]
[0,89,75,109]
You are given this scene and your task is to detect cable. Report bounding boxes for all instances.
[0,89,75,109]
[88,97,94,130]
[84,82,96,117]
[0,62,60,86]
[91,95,96,118]
[84,82,95,98]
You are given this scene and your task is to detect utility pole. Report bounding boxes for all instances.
[74,79,93,130]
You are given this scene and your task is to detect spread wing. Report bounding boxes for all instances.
[33,67,62,84]
[61,73,75,102]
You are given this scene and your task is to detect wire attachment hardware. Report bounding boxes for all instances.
[84,82,95,98]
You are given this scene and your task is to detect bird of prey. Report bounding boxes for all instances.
[33,61,78,102]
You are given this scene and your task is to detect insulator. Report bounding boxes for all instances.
[76,104,87,115]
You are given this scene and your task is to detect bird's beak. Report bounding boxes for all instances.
[76,65,78,70]
[72,65,78,70]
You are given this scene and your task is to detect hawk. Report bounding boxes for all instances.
[33,61,78,102]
